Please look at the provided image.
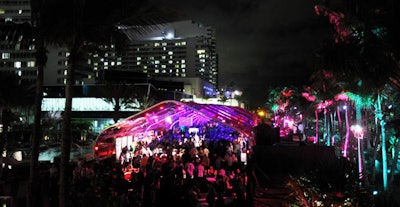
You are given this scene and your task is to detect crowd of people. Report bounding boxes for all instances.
[45,131,256,207]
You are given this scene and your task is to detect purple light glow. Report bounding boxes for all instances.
[96,100,258,144]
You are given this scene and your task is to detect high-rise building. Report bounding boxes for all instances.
[1,1,219,96]
[118,20,218,92]
[0,0,37,84]
[1,2,220,123]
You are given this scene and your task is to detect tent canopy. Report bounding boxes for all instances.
[96,100,258,142]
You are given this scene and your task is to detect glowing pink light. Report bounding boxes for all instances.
[302,92,316,102]
[335,93,348,101]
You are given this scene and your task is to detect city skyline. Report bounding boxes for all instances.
[154,0,332,107]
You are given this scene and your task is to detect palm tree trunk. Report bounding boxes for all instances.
[376,93,388,191]
[343,103,350,157]
[113,99,120,124]
[336,106,344,147]
[369,114,380,185]
[324,109,329,146]
[27,44,45,207]
[59,49,76,207]
[388,138,400,185]
[315,110,319,144]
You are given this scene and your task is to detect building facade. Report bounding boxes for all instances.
[119,20,218,92]
[1,2,220,137]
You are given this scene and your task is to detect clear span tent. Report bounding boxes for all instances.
[95,100,258,159]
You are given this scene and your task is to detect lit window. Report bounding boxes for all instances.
[14,61,21,68]
[27,61,35,67]
[181,41,186,45]
[161,65,166,68]
[181,60,185,63]
[197,49,205,54]
[168,51,173,55]
[137,57,141,60]
[155,69,159,73]
[18,10,23,14]
[1,53,10,59]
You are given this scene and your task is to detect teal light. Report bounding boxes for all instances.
[271,104,278,112]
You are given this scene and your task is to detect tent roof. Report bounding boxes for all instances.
[97,100,258,140]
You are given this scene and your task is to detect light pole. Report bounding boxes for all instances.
[351,124,364,181]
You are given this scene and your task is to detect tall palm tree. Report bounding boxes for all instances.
[0,11,47,206]
[35,1,182,206]
[309,69,341,146]
[314,0,400,191]
[27,0,50,205]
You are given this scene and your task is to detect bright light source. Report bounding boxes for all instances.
[257,110,265,117]
[351,125,363,139]
[165,32,174,39]
[166,116,172,124]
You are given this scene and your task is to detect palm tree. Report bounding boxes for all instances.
[101,83,139,123]
[0,11,48,206]
[27,1,51,205]
[37,1,182,206]
[314,0,400,191]
[308,69,342,146]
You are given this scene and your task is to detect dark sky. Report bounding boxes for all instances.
[156,0,332,108]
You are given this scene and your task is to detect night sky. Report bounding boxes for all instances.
[155,0,332,107]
